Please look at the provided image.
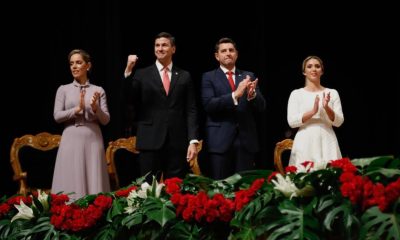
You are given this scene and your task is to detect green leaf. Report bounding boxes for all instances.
[107,198,125,221]
[365,168,400,178]
[121,212,143,228]
[230,226,256,240]
[29,216,53,233]
[265,199,321,240]
[143,197,175,227]
[351,156,393,169]
[323,199,359,232]
[235,169,271,187]
[316,195,336,213]
[168,221,200,240]
[360,206,400,240]
[233,191,273,226]
[32,196,44,213]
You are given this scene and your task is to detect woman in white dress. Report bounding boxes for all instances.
[52,49,110,201]
[287,56,344,168]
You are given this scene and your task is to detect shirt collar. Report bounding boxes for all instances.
[73,79,90,88]
[220,66,236,75]
[156,60,173,72]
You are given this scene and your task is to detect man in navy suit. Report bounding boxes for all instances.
[201,37,266,180]
[124,32,199,181]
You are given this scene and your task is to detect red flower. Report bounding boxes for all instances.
[164,177,183,195]
[115,186,137,197]
[94,195,112,210]
[285,166,297,173]
[0,203,11,218]
[267,172,279,182]
[330,158,357,173]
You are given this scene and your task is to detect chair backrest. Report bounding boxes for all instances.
[105,136,139,190]
[105,137,203,190]
[273,139,293,175]
[10,132,61,196]
[189,140,202,176]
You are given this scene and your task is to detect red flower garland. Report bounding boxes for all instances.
[165,177,265,223]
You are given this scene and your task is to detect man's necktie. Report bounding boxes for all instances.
[226,71,235,91]
[162,67,170,95]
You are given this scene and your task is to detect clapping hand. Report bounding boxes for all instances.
[75,89,86,115]
[234,75,251,99]
[247,78,258,99]
[313,94,320,114]
[322,92,331,108]
[90,91,101,113]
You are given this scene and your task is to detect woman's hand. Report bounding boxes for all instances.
[90,91,101,113]
[313,94,320,114]
[322,92,331,108]
[75,89,86,115]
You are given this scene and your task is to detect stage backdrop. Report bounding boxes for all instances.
[1,1,399,196]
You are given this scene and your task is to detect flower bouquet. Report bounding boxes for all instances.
[0,156,399,239]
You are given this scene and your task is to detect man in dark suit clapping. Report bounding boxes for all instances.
[201,37,266,180]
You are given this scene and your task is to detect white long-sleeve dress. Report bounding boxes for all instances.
[287,88,344,167]
[52,80,110,201]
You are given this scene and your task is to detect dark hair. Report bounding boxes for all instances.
[215,37,237,52]
[155,32,176,47]
[302,55,324,73]
[68,49,91,63]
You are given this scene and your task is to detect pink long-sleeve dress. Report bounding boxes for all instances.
[52,80,110,201]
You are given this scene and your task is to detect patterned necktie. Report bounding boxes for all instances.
[162,67,170,95]
[226,71,235,91]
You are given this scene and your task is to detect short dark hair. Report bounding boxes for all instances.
[215,37,237,52]
[155,32,176,47]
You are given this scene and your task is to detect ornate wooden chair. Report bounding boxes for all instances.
[189,140,202,176]
[10,132,61,196]
[273,139,293,175]
[105,136,202,190]
[105,136,139,190]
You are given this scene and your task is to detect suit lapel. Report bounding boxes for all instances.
[216,68,245,92]
[169,66,179,95]
[235,69,244,87]
[150,65,168,96]
[216,68,232,92]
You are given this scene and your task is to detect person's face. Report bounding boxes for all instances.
[215,43,238,69]
[303,58,323,82]
[154,37,175,63]
[70,53,90,80]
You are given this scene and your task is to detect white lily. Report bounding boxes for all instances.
[124,179,165,214]
[125,193,140,214]
[153,181,165,198]
[271,174,299,199]
[11,199,34,222]
[138,182,151,198]
[295,163,313,173]
[36,190,49,211]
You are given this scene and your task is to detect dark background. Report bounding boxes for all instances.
[1,2,399,196]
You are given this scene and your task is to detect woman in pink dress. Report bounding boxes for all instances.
[52,49,110,201]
